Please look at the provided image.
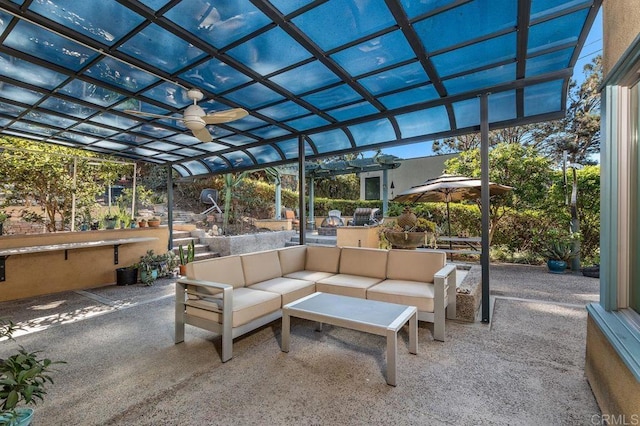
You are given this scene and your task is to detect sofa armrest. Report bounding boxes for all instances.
[175,278,234,358]
[434,264,457,320]
[177,278,234,292]
[432,264,457,341]
[434,263,457,282]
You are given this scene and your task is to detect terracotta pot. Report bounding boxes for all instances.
[179,264,187,276]
[138,221,147,228]
[147,220,161,228]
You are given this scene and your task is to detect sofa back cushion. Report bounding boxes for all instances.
[339,247,387,279]
[306,246,341,273]
[278,245,307,275]
[386,249,446,283]
[241,250,283,285]
[187,255,245,291]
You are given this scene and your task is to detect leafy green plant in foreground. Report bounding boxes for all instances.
[0,319,64,423]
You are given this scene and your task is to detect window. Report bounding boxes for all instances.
[632,81,640,313]
[365,177,380,200]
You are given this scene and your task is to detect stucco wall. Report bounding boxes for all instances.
[359,153,457,200]
[586,1,640,418]
[603,0,640,76]
[0,227,169,301]
[585,315,640,417]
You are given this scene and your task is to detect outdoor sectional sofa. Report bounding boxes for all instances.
[175,245,457,362]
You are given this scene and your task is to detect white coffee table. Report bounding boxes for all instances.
[281,292,417,386]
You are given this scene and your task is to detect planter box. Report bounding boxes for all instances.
[202,230,296,256]
[581,265,600,278]
[254,219,292,231]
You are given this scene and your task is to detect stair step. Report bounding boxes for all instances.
[172,237,198,247]
[172,230,192,238]
[193,252,220,261]
[193,244,211,254]
[172,243,209,254]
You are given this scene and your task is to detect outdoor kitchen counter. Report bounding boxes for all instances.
[0,227,168,302]
[336,225,381,248]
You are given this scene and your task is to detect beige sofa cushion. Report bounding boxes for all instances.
[284,270,335,283]
[187,255,245,293]
[366,280,435,313]
[241,250,283,286]
[316,274,383,299]
[306,246,341,273]
[249,277,315,305]
[386,249,446,283]
[338,247,388,279]
[278,245,307,275]
[185,287,281,328]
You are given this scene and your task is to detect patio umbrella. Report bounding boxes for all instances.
[392,174,513,247]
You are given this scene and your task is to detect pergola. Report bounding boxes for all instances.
[0,0,601,321]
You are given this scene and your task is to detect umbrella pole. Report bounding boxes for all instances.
[446,201,452,250]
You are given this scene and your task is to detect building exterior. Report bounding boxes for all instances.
[359,153,457,201]
[586,0,640,417]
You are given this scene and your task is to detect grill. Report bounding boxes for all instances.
[350,208,383,226]
[320,216,344,228]
[317,215,345,236]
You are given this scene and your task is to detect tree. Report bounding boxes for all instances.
[444,143,553,242]
[433,56,602,164]
[222,171,249,233]
[432,124,544,154]
[432,134,481,154]
[531,56,602,165]
[0,138,128,232]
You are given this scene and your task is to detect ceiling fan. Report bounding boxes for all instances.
[124,88,248,142]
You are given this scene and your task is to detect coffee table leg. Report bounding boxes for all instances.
[386,329,397,386]
[282,310,290,352]
[409,312,417,355]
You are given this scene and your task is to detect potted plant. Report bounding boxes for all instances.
[0,319,63,426]
[102,211,118,230]
[137,218,147,228]
[164,251,179,277]
[0,210,8,236]
[178,240,195,276]
[544,238,579,274]
[78,208,91,232]
[116,264,139,286]
[138,250,158,285]
[117,211,131,229]
[147,217,161,228]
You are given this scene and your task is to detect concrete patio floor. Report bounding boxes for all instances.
[0,263,600,425]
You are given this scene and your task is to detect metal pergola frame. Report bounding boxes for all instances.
[0,0,603,323]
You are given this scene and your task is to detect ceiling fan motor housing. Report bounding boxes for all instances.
[187,88,204,102]
[184,104,206,130]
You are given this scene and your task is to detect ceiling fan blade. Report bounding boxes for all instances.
[202,108,249,124]
[192,126,213,142]
[124,110,183,121]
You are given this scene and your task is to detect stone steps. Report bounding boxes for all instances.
[171,227,219,261]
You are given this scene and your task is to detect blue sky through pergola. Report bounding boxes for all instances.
[378,9,603,161]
